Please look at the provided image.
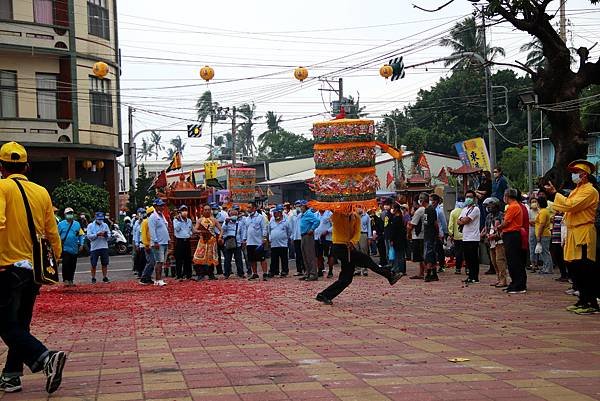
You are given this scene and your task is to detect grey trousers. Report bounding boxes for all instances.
[301,234,317,278]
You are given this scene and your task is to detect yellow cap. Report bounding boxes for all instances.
[146,206,155,214]
[0,141,27,163]
[567,159,595,175]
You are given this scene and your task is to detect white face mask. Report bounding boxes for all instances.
[572,173,582,184]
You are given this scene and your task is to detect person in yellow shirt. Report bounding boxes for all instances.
[545,159,599,314]
[139,206,156,285]
[534,195,553,274]
[0,142,67,394]
[315,211,403,305]
[448,197,464,274]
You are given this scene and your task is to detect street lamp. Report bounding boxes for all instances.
[518,91,539,195]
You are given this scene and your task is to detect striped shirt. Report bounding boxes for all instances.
[551,212,563,244]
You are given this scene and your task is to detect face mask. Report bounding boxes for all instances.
[572,173,582,184]
[530,203,538,210]
[212,210,219,216]
[65,213,74,220]
[181,211,188,218]
[230,216,238,222]
[456,202,464,209]
[96,219,103,224]
[464,198,474,206]
[296,207,301,213]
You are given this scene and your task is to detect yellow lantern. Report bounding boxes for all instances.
[92,61,109,78]
[294,66,308,82]
[379,64,393,79]
[200,65,214,82]
[96,160,105,170]
[82,160,92,169]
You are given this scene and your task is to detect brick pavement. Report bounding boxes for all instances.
[1,262,600,401]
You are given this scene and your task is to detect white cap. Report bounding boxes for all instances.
[64,207,74,214]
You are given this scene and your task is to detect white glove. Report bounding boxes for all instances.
[534,242,542,254]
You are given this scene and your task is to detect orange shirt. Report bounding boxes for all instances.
[503,200,523,233]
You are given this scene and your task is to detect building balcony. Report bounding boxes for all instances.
[0,118,73,144]
[0,20,70,52]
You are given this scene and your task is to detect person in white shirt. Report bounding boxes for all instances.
[458,190,481,284]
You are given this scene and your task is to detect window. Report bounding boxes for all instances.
[36,73,57,119]
[0,0,13,20]
[88,0,109,39]
[0,70,17,118]
[89,76,112,125]
[589,136,597,156]
[33,0,53,24]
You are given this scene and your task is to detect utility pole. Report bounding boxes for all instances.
[527,104,533,195]
[231,106,236,167]
[559,0,567,42]
[209,110,214,160]
[338,77,343,104]
[128,106,135,193]
[480,4,496,170]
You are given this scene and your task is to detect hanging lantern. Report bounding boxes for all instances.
[96,160,105,170]
[82,160,92,169]
[379,64,393,79]
[199,65,214,82]
[294,66,308,82]
[92,61,109,78]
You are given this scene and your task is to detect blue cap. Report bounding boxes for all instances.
[95,211,105,220]
[179,204,188,211]
[299,200,308,206]
[153,198,165,206]
[294,200,302,205]
[232,205,240,210]
[210,202,219,209]
[274,205,284,212]
[137,207,145,214]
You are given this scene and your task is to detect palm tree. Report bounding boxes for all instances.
[520,38,577,69]
[196,90,214,126]
[149,131,163,160]
[170,135,186,154]
[137,138,155,161]
[439,17,505,70]
[163,147,176,161]
[344,95,368,119]
[258,111,283,155]
[236,103,261,161]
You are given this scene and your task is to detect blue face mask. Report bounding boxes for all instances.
[464,198,474,206]
[572,173,582,184]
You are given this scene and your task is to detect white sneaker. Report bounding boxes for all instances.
[565,289,575,295]
[573,290,579,297]
[156,280,167,286]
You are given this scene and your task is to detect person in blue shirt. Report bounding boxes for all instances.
[212,203,228,275]
[58,207,84,286]
[86,211,111,284]
[132,208,146,278]
[431,194,448,272]
[269,205,291,277]
[298,201,320,281]
[492,167,509,204]
[315,209,334,278]
[288,200,305,276]
[222,206,245,278]
[242,202,269,281]
[148,198,170,286]
[356,206,373,276]
[173,204,193,280]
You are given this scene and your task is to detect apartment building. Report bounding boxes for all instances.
[0,0,121,214]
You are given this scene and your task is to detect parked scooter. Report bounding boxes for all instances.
[109,224,130,255]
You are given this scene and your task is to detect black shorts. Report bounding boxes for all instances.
[246,245,266,262]
[315,239,332,258]
[90,248,109,267]
[412,239,424,262]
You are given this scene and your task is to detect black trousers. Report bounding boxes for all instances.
[320,244,393,300]
[0,268,48,377]
[175,238,192,279]
[454,239,464,270]
[224,247,244,277]
[567,245,599,307]
[435,237,446,267]
[463,241,480,281]
[293,239,304,273]
[133,246,146,276]
[270,247,289,276]
[61,251,78,282]
[550,243,567,278]
[377,238,387,266]
[503,231,527,290]
[215,244,224,275]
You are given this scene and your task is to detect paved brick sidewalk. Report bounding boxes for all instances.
[1,263,599,401]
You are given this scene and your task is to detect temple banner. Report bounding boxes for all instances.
[454,137,491,171]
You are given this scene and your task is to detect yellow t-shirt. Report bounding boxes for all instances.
[535,208,552,238]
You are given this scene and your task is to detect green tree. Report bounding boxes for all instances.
[236,103,261,161]
[137,138,155,161]
[260,130,314,159]
[404,127,428,167]
[127,164,156,212]
[149,131,163,160]
[498,146,534,192]
[582,85,600,133]
[343,95,368,119]
[258,111,283,155]
[196,90,214,126]
[439,17,505,70]
[170,135,186,154]
[52,180,110,218]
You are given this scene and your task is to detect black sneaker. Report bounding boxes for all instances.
[316,293,333,305]
[248,274,259,281]
[388,272,403,286]
[44,351,67,394]
[0,376,22,393]
[454,269,461,275]
[262,274,268,281]
[327,271,334,278]
[91,277,97,284]
[139,279,154,285]
[102,277,110,283]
